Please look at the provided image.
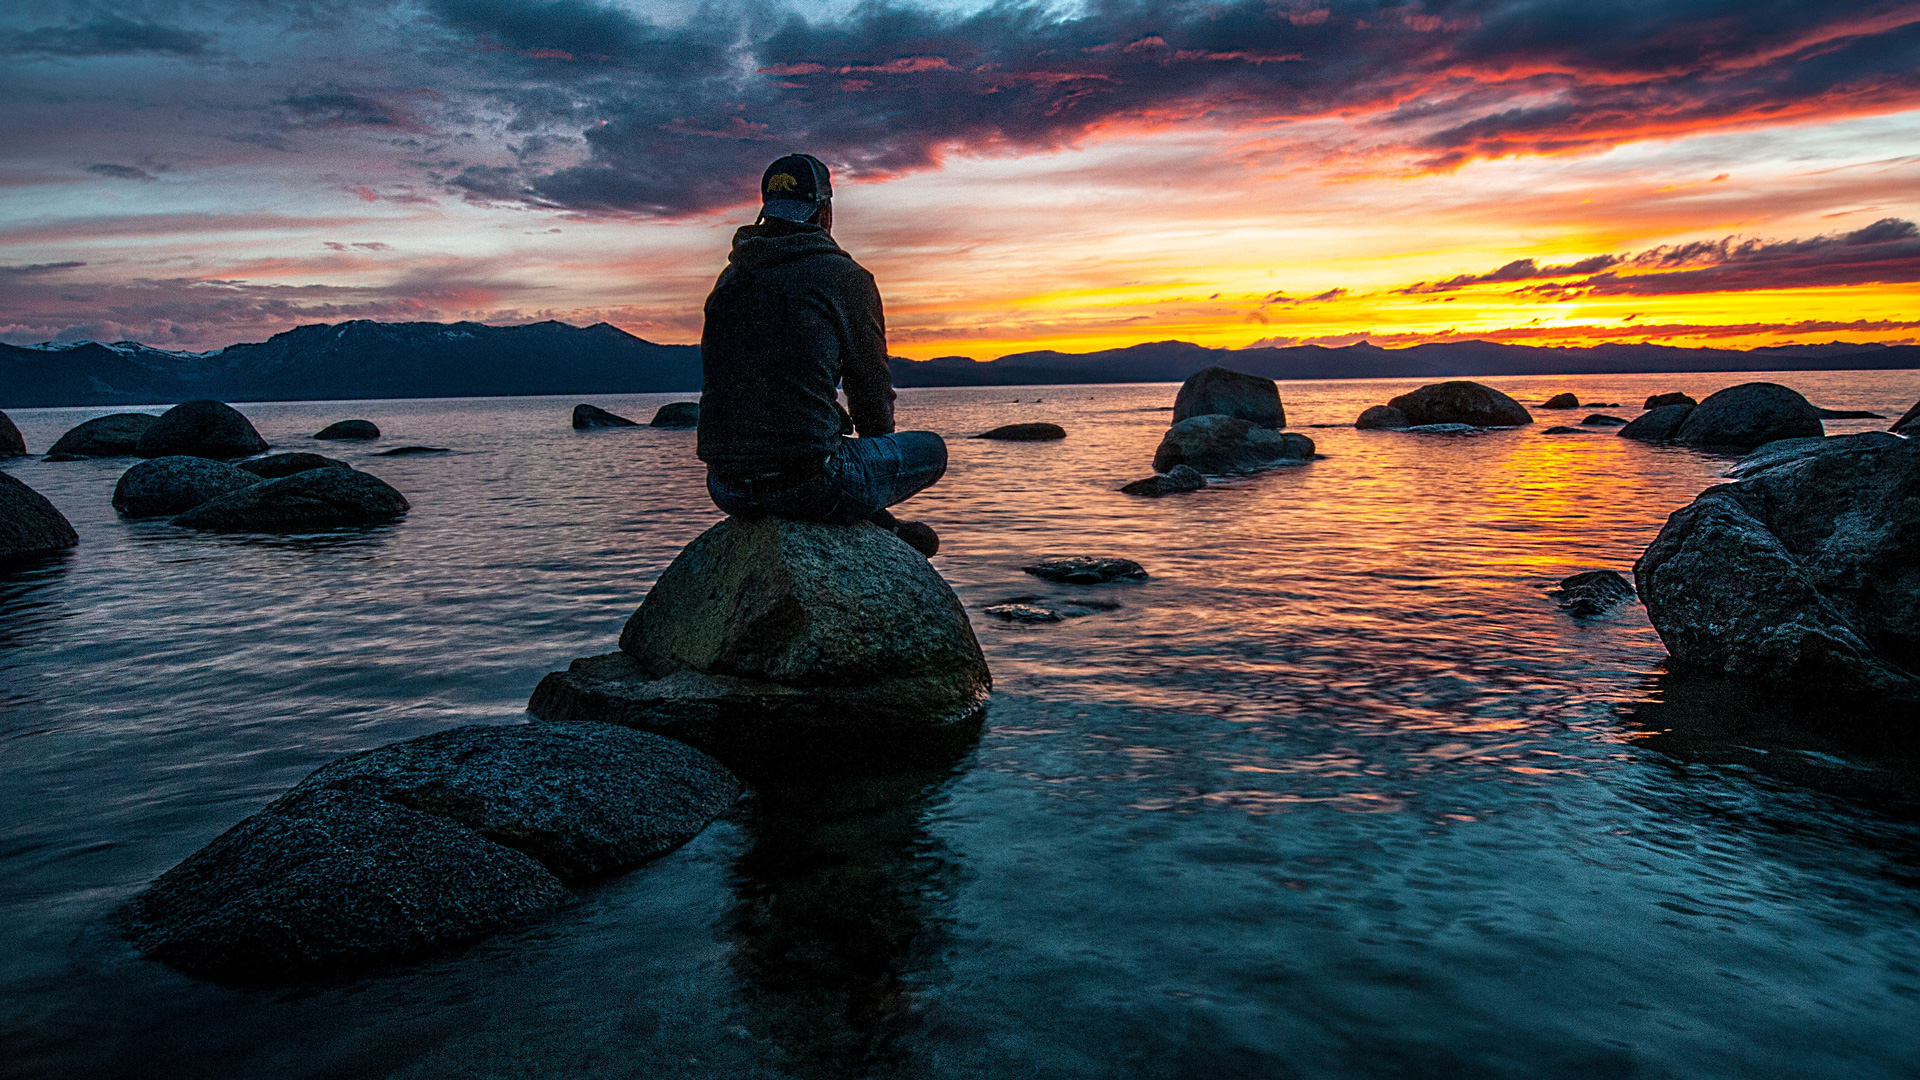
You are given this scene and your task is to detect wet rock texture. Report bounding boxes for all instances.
[237,453,352,479]
[172,467,408,531]
[0,472,78,562]
[574,404,638,429]
[119,723,739,981]
[112,457,261,517]
[1022,557,1148,584]
[1172,366,1285,428]
[1120,464,1206,497]
[975,423,1066,441]
[47,413,157,457]
[529,517,991,776]
[650,402,701,428]
[314,419,380,440]
[1387,382,1532,427]
[1152,415,1313,474]
[1551,570,1637,617]
[134,401,269,460]
[1673,383,1823,450]
[1634,433,1920,713]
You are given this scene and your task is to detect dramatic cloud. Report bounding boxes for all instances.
[4,17,210,57]
[1496,217,1920,296]
[1398,255,1622,293]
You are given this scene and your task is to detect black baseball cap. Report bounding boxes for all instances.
[759,153,832,222]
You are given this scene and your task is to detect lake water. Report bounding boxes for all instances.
[3,372,1918,1079]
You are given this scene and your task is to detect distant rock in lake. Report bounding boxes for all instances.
[1355,405,1410,430]
[113,457,261,517]
[1618,404,1695,442]
[975,422,1066,441]
[313,419,380,440]
[1022,557,1148,584]
[1550,570,1636,617]
[1635,432,1920,712]
[650,402,700,428]
[0,472,78,562]
[1583,414,1630,427]
[1543,426,1591,435]
[1674,383,1823,451]
[529,517,990,779]
[47,413,157,457]
[238,453,351,479]
[0,411,25,457]
[374,446,450,456]
[1387,382,1532,427]
[1644,392,1697,409]
[984,602,1065,623]
[574,404,638,429]
[1152,415,1313,474]
[173,467,409,531]
[1539,393,1580,409]
[1120,464,1206,497]
[1172,366,1284,428]
[134,400,269,460]
[1815,408,1883,419]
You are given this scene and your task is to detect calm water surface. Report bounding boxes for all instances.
[3,372,1919,1079]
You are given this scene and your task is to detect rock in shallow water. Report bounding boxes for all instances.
[975,422,1066,441]
[1172,366,1284,428]
[1022,556,1147,584]
[650,402,700,428]
[237,453,351,479]
[47,412,157,457]
[313,419,380,440]
[112,456,260,517]
[172,467,408,531]
[1674,382,1823,450]
[1618,403,1695,442]
[0,472,78,562]
[1119,464,1206,497]
[375,445,450,456]
[1387,382,1532,427]
[1583,414,1630,427]
[1355,405,1409,430]
[1645,392,1696,409]
[1550,569,1637,616]
[1,411,27,456]
[1151,415,1313,474]
[1634,432,1920,713]
[134,400,269,460]
[574,404,638,429]
[1539,393,1580,409]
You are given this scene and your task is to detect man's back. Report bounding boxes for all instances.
[697,217,894,476]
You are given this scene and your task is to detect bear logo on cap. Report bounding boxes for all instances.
[766,173,798,193]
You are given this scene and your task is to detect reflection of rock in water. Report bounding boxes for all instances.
[728,766,966,1078]
[1620,671,1920,817]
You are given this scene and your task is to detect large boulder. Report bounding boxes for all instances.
[0,472,78,562]
[113,456,261,517]
[650,402,700,428]
[1172,367,1284,428]
[1355,405,1409,430]
[1151,415,1314,474]
[47,413,157,457]
[1634,433,1920,713]
[1893,399,1919,436]
[528,517,990,777]
[1674,383,1823,450]
[574,404,638,429]
[0,411,24,456]
[1387,382,1532,427]
[237,453,351,479]
[1539,393,1579,409]
[975,423,1065,441]
[172,467,408,531]
[134,401,269,460]
[1618,404,1695,442]
[314,419,380,440]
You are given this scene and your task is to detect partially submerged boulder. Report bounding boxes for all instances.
[1172,367,1284,428]
[173,467,408,531]
[1539,393,1579,409]
[1,411,25,456]
[1543,426,1591,435]
[1023,557,1147,584]
[528,517,990,777]
[237,453,351,479]
[113,456,261,517]
[1816,408,1883,420]
[1119,464,1206,497]
[47,413,157,457]
[374,446,449,456]
[1674,383,1822,450]
[1582,414,1630,427]
[1387,382,1532,427]
[1618,404,1695,442]
[1355,405,1409,430]
[574,404,638,429]
[975,423,1065,441]
[1645,392,1696,409]
[1634,433,1920,712]
[0,472,78,562]
[314,419,380,440]
[1152,415,1313,474]
[134,401,269,460]
[1550,570,1636,617]
[650,402,700,428]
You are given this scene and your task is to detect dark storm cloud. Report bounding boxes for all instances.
[5,17,210,57]
[1398,254,1622,293]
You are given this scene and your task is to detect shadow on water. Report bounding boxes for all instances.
[726,760,970,1080]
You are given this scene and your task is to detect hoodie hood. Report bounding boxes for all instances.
[728,220,849,271]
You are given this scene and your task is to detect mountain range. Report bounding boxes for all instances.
[3,320,1917,409]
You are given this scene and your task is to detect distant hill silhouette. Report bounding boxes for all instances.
[3,320,1916,408]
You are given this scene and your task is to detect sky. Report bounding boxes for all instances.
[3,0,1919,359]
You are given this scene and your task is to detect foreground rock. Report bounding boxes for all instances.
[650,402,700,428]
[119,722,738,981]
[1645,392,1696,409]
[1385,382,1532,427]
[1893,399,1919,435]
[573,404,638,429]
[1634,433,1920,712]
[1355,405,1409,430]
[1539,393,1579,409]
[1618,404,1695,442]
[1023,557,1148,584]
[1172,367,1284,428]
[1152,415,1313,474]
[314,419,380,440]
[134,401,269,460]
[1674,383,1822,450]
[975,423,1065,441]
[237,453,351,479]
[0,473,78,562]
[529,517,990,777]
[113,457,261,517]
[1,411,25,456]
[47,413,157,457]
[1120,464,1206,497]
[1550,570,1636,616]
[173,467,408,531]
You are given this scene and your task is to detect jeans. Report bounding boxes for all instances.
[707,431,948,524]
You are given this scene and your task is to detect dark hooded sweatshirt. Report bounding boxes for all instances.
[696,218,895,477]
